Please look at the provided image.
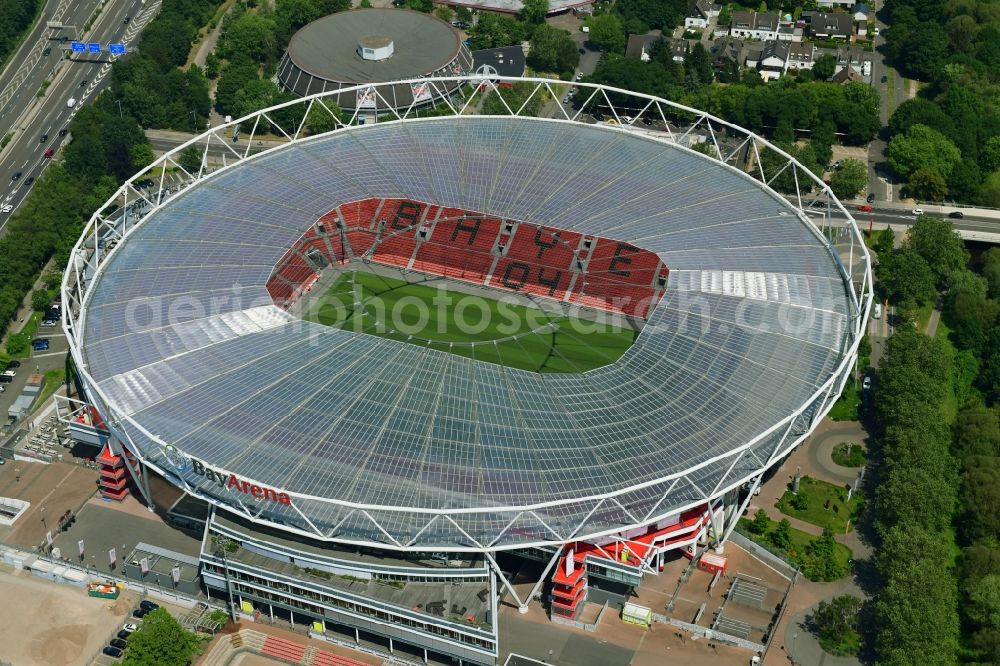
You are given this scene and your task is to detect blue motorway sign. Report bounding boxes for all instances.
[70,41,86,52]
[88,42,101,53]
[108,43,126,55]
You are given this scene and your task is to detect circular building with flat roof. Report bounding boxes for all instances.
[276,9,474,112]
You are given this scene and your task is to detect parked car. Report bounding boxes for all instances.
[949,211,964,218]
[132,607,148,619]
[41,319,57,327]
[857,204,872,212]
[102,646,124,658]
[863,376,872,390]
[110,638,128,649]
[2,370,16,378]
[122,623,139,633]
[7,361,20,368]
[139,600,160,612]
[116,629,133,640]
[866,192,876,203]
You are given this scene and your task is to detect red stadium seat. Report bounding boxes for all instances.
[489,224,581,300]
[270,198,669,319]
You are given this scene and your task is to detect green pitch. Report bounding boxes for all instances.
[304,271,637,373]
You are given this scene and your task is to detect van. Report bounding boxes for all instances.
[873,303,882,319]
[66,98,77,108]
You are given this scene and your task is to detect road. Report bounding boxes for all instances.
[0,0,159,233]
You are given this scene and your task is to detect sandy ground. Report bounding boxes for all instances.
[0,569,135,666]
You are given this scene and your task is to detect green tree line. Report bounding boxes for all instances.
[882,0,1000,204]
[0,0,41,67]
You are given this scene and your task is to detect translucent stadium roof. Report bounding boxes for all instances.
[71,107,864,550]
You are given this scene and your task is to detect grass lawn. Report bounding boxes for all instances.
[831,441,867,467]
[828,380,861,421]
[777,476,864,533]
[819,629,861,657]
[32,369,67,414]
[305,271,637,373]
[914,300,934,334]
[5,312,41,358]
[933,316,959,421]
[737,516,853,581]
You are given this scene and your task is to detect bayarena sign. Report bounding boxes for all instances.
[163,444,292,505]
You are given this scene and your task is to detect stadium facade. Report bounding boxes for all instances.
[61,78,872,665]
[276,9,473,113]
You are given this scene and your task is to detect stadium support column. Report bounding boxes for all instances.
[707,497,727,554]
[484,552,527,612]
[523,545,564,609]
[720,472,766,545]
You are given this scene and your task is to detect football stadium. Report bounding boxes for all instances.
[61,77,872,665]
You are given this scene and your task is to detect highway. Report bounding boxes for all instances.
[0,0,159,233]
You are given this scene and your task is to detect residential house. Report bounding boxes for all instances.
[853,4,870,36]
[685,0,721,29]
[729,11,780,40]
[625,33,686,63]
[748,40,816,80]
[817,0,857,9]
[834,44,872,80]
[831,66,864,83]
[776,24,804,42]
[710,36,745,71]
[809,12,854,40]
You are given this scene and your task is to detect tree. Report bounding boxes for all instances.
[434,6,454,22]
[905,215,969,285]
[901,21,949,79]
[121,608,199,666]
[454,6,473,23]
[527,24,579,75]
[830,158,867,199]
[215,61,262,116]
[813,54,836,80]
[945,292,998,355]
[806,595,863,652]
[683,42,714,89]
[770,518,792,551]
[304,99,343,135]
[907,166,948,201]
[586,14,626,54]
[231,78,282,121]
[954,404,1000,458]
[888,97,955,138]
[178,146,203,174]
[983,248,1000,299]
[468,12,531,49]
[981,136,1000,173]
[980,329,1000,405]
[481,81,543,116]
[809,122,835,167]
[887,123,962,180]
[218,13,278,63]
[519,0,548,23]
[750,508,770,534]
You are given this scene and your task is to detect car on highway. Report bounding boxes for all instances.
[124,15,130,23]
[25,176,34,186]
[1,204,11,213]
[43,47,51,56]
[857,204,872,212]
[59,128,67,137]
[40,134,47,143]
[66,98,76,108]
[80,79,87,87]
[867,192,876,203]
[912,208,924,215]
[949,211,964,218]
[44,147,54,159]
[11,172,21,181]
[102,645,124,659]
[863,376,872,390]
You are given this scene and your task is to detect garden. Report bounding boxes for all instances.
[776,475,865,533]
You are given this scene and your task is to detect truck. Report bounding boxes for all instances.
[66,97,76,108]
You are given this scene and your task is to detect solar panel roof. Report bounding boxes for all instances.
[78,117,854,548]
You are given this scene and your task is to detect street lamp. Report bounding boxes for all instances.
[791,632,797,665]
